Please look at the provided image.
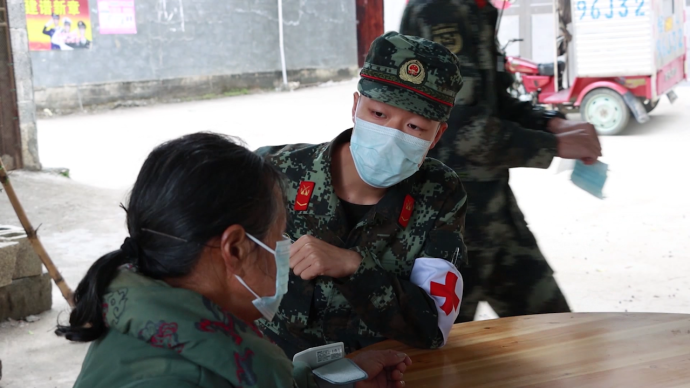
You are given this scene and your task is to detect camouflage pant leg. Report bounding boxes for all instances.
[456,249,492,323]
[456,246,571,323]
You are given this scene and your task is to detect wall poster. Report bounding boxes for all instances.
[25,0,93,51]
[97,0,136,35]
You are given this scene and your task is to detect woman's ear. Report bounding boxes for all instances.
[219,225,251,278]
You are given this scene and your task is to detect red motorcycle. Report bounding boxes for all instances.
[502,38,565,106]
[500,27,684,137]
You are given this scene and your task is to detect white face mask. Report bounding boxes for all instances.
[349,99,435,188]
[234,234,291,321]
[350,117,433,188]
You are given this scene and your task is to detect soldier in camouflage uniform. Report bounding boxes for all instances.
[256,31,467,358]
[400,0,602,322]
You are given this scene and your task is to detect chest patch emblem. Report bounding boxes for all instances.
[398,195,415,228]
[294,181,315,211]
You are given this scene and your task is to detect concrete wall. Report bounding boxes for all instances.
[29,0,358,111]
[7,0,40,170]
[0,225,51,321]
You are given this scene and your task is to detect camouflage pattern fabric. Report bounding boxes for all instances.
[255,129,468,358]
[457,181,571,322]
[73,268,316,388]
[358,31,464,122]
[401,0,571,322]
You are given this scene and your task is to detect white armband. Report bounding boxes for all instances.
[410,258,463,346]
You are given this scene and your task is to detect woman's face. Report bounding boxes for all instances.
[226,202,287,321]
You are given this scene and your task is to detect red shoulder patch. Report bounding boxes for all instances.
[294,181,315,211]
[398,195,415,228]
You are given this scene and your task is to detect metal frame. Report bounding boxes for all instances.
[500,0,555,59]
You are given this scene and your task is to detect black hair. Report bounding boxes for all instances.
[77,21,86,28]
[56,132,284,342]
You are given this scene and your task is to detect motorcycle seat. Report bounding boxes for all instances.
[537,61,566,76]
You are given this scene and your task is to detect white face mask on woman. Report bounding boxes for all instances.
[234,234,291,321]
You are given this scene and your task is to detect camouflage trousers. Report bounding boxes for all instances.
[456,247,571,322]
[455,180,571,323]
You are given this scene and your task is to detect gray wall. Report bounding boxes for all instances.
[30,0,358,89]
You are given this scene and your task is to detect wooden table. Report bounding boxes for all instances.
[349,313,690,387]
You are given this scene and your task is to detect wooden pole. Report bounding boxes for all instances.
[0,160,75,308]
[355,0,384,68]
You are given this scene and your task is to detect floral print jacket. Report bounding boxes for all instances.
[73,268,316,388]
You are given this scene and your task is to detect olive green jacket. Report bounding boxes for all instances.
[73,268,316,388]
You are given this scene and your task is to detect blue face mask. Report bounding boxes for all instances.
[571,160,608,199]
[234,234,291,321]
[349,117,433,188]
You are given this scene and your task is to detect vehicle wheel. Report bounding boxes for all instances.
[581,88,630,136]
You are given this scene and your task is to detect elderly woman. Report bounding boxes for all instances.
[57,133,411,388]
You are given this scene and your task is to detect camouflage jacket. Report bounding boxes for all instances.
[401,0,562,182]
[255,130,468,357]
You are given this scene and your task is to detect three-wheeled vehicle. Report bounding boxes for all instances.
[505,0,687,135]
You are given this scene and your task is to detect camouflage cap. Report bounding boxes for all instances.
[358,31,463,122]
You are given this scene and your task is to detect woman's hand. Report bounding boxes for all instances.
[352,350,412,388]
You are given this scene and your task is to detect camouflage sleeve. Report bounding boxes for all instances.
[419,177,468,267]
[445,102,558,169]
[333,180,468,350]
[402,1,558,169]
[496,81,566,132]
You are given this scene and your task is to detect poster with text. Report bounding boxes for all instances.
[25,0,93,51]
[97,0,136,34]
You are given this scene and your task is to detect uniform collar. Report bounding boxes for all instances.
[300,129,415,231]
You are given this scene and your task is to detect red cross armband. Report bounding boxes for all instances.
[409,258,464,346]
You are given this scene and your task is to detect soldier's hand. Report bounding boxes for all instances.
[352,350,411,388]
[290,235,363,280]
[548,118,601,145]
[549,118,602,165]
[554,129,602,165]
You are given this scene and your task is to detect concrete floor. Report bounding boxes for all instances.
[0,79,688,387]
